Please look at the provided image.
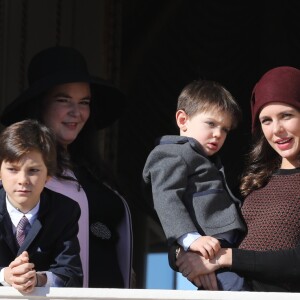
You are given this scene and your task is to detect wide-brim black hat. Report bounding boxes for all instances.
[0,46,127,129]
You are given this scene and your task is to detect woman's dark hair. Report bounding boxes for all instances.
[240,126,281,197]
[68,122,118,189]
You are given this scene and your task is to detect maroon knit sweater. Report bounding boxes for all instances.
[239,169,300,251]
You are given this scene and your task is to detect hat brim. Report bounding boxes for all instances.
[0,71,127,129]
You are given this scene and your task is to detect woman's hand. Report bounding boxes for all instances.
[176,248,219,282]
[176,249,219,289]
[175,247,233,290]
[194,273,218,290]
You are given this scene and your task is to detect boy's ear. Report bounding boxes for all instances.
[176,110,188,132]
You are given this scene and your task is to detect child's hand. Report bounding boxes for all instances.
[5,251,36,293]
[189,236,220,259]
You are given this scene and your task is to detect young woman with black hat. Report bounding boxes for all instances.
[0,46,132,288]
[170,66,300,292]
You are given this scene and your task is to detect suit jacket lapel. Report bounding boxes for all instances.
[0,189,19,254]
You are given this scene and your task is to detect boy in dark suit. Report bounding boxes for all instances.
[143,80,247,290]
[0,119,82,293]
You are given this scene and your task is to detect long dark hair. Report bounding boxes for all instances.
[68,121,118,189]
[240,126,281,197]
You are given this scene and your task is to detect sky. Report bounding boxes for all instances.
[146,252,197,290]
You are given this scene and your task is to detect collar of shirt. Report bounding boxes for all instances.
[6,195,40,229]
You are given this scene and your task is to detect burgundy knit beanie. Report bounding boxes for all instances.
[251,66,300,132]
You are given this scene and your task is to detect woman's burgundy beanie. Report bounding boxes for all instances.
[251,66,300,132]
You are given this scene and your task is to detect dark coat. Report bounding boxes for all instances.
[74,166,132,288]
[0,187,83,287]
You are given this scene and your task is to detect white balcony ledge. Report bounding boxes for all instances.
[0,287,299,300]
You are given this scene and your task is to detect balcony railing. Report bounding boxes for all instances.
[0,287,299,300]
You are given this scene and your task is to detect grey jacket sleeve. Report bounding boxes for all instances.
[143,148,197,244]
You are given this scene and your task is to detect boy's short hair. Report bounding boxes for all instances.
[0,119,57,176]
[177,79,242,128]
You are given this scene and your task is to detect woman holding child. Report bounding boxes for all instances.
[172,66,300,292]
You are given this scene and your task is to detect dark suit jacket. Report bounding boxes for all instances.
[0,187,83,287]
